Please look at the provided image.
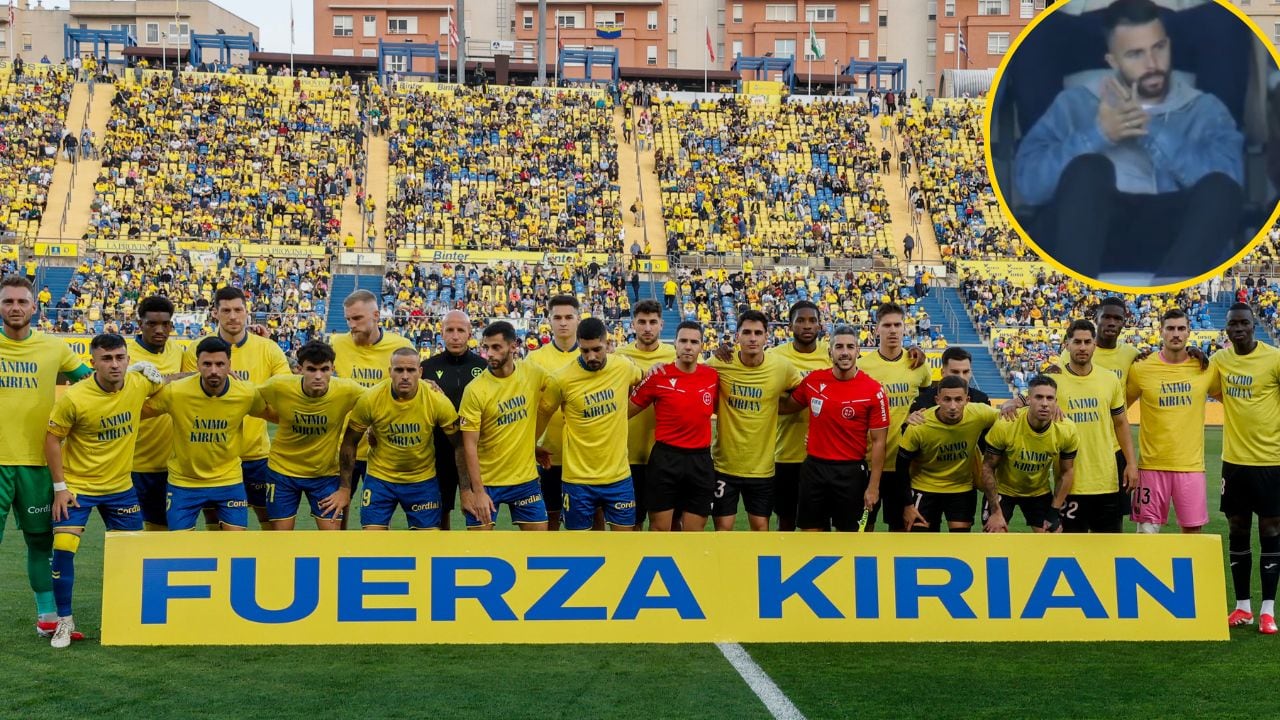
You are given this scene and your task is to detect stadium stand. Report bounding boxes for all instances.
[383,84,623,254]
[0,63,74,242]
[86,71,360,245]
[653,96,893,260]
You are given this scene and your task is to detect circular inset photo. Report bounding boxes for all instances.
[986,0,1280,292]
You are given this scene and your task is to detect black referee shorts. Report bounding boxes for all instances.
[797,457,869,532]
[773,462,803,525]
[630,464,648,523]
[538,465,563,517]
[875,470,907,531]
[646,442,716,517]
[1221,461,1280,518]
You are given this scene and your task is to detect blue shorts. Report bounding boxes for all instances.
[361,474,441,529]
[167,483,249,531]
[131,471,169,526]
[562,478,635,531]
[53,487,143,532]
[463,479,549,528]
[265,468,341,522]
[242,458,271,508]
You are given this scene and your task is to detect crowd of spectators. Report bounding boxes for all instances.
[654,95,892,259]
[383,84,623,254]
[0,63,74,241]
[87,71,361,246]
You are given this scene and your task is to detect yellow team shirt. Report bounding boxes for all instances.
[1211,342,1280,466]
[147,376,267,488]
[182,333,290,460]
[900,403,999,493]
[709,352,804,478]
[1054,367,1125,495]
[459,362,548,487]
[47,373,161,495]
[331,330,416,461]
[259,375,366,478]
[0,330,87,466]
[1059,343,1140,389]
[615,341,676,465]
[768,340,831,464]
[1127,354,1219,472]
[540,356,642,485]
[347,380,459,484]
[982,409,1079,497]
[128,336,186,473]
[525,341,580,465]
[856,350,933,462]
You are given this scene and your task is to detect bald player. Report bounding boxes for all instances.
[331,289,414,528]
[421,310,486,530]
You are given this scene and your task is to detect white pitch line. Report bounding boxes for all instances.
[716,642,807,720]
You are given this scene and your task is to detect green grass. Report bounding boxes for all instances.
[1,429,1273,719]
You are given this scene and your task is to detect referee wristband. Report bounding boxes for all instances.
[53,482,68,492]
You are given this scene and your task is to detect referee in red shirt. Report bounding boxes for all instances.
[781,325,890,532]
[629,321,720,532]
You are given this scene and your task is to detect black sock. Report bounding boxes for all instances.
[1230,532,1253,602]
[1260,534,1280,604]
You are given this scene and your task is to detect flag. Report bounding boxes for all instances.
[448,15,459,48]
[958,27,968,56]
[595,22,622,40]
[289,1,295,45]
[556,25,563,52]
[8,1,14,26]
[706,25,715,62]
[808,24,822,60]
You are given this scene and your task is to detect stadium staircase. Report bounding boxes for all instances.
[41,82,115,244]
[918,287,1011,397]
[325,273,382,333]
[613,107,667,258]
[35,266,74,321]
[1208,299,1277,345]
[366,136,390,251]
[871,123,941,269]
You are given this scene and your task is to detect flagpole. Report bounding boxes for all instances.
[446,7,452,83]
[8,2,14,63]
[807,21,812,95]
[289,0,295,75]
[956,22,961,73]
[554,23,559,87]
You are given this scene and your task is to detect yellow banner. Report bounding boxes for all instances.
[394,248,610,266]
[101,532,1226,645]
[175,241,227,253]
[634,257,670,274]
[33,242,78,257]
[0,243,17,261]
[93,239,164,254]
[239,244,327,259]
[956,260,1050,286]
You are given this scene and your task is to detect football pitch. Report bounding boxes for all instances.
[2,428,1276,720]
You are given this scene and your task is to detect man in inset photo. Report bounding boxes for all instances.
[1013,0,1245,285]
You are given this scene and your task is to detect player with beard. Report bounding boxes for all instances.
[616,300,675,530]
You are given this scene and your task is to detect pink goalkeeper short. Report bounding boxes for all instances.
[1131,470,1209,528]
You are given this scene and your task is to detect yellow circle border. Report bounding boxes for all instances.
[981,0,1280,295]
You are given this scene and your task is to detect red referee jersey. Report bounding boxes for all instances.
[790,368,890,462]
[629,363,719,450]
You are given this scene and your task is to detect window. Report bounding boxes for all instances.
[1274,21,1280,45]
[648,10,658,30]
[647,45,657,65]
[333,15,354,37]
[979,0,1009,15]
[765,4,797,22]
[1021,0,1034,18]
[804,37,826,61]
[145,22,158,43]
[879,8,888,26]
[927,0,937,19]
[388,17,417,34]
[987,31,1010,54]
[773,38,796,58]
[333,49,354,56]
[859,3,870,23]
[594,10,623,26]
[0,35,5,51]
[732,40,743,58]
[111,23,137,38]
[523,11,533,30]
[857,38,869,58]
[387,55,407,73]
[945,0,956,17]
[717,7,726,26]
[364,15,377,36]
[806,5,836,22]
[168,22,190,44]
[668,49,677,66]
[927,38,936,57]
[944,33,955,53]
[362,49,377,57]
[21,32,31,51]
[556,12,583,29]
[670,16,678,33]
[732,4,743,23]
[439,16,450,35]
